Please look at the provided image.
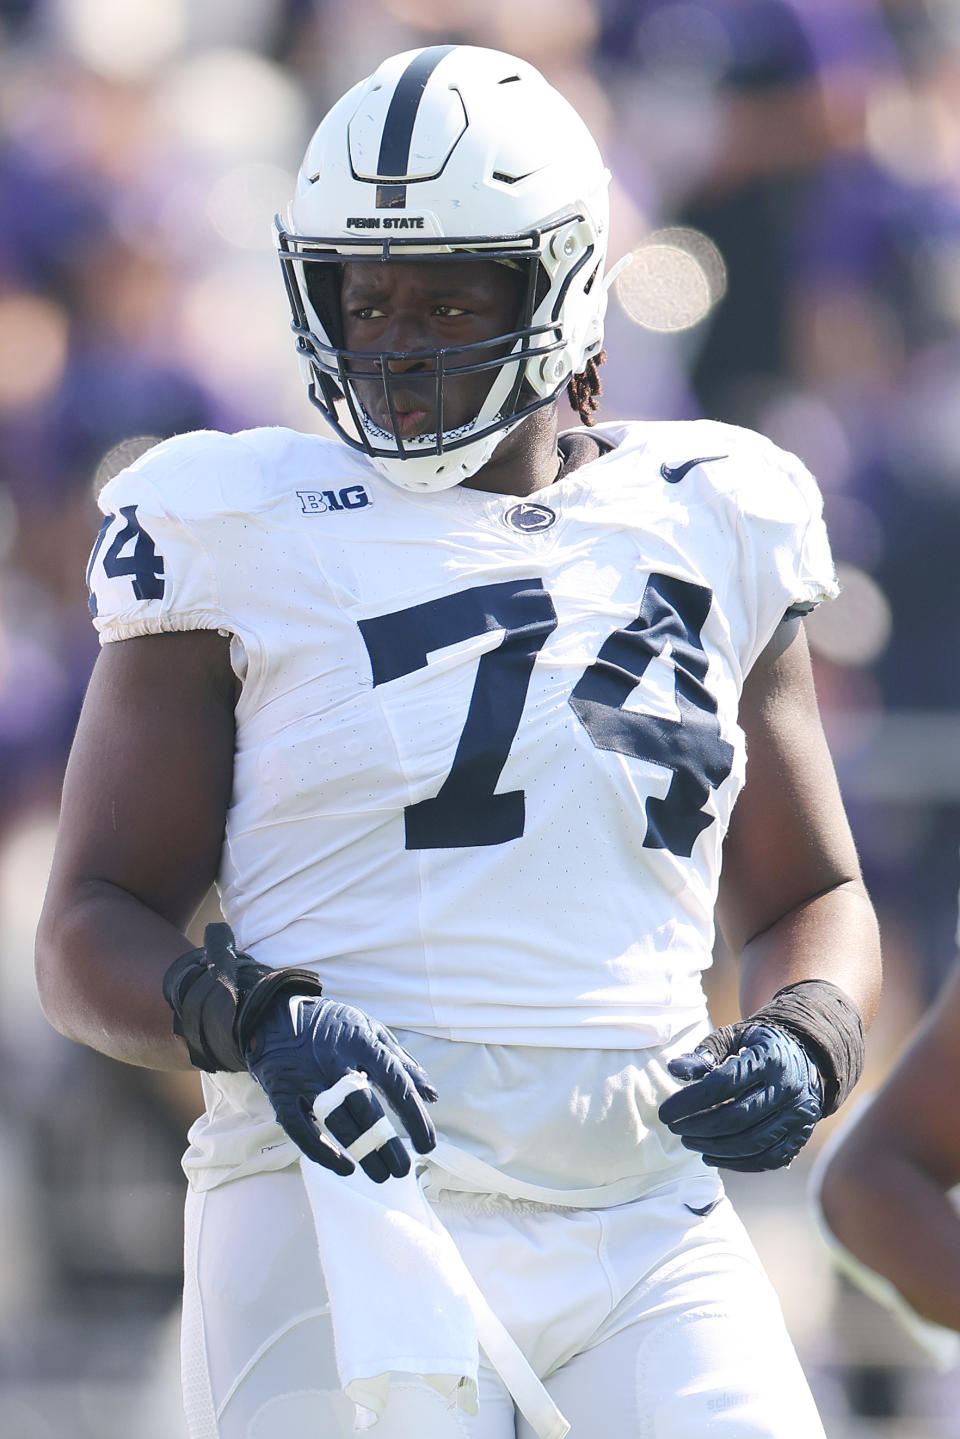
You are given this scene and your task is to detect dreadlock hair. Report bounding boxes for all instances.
[567,351,606,426]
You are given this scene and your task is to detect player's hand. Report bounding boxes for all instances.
[245,996,438,1183]
[658,1023,822,1172]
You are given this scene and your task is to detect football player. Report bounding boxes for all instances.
[37,45,881,1439]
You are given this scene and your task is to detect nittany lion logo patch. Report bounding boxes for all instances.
[503,502,557,533]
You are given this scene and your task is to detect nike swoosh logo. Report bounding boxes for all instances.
[660,454,728,484]
[288,995,314,1030]
[684,1198,722,1217]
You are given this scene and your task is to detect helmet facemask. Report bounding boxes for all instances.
[278,226,598,490]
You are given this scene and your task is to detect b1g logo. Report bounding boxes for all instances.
[298,485,372,514]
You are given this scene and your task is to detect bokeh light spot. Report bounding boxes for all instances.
[54,0,185,81]
[207,164,297,251]
[0,295,68,412]
[865,80,960,187]
[805,564,892,668]
[157,50,308,162]
[615,228,725,333]
[92,438,162,498]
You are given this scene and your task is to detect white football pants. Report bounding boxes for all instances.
[180,1165,825,1439]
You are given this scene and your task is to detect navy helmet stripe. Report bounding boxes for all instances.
[376,45,457,182]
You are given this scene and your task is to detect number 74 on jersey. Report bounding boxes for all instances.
[358,573,734,857]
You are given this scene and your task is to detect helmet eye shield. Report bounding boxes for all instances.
[277,226,570,461]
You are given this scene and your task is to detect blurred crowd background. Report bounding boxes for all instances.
[2,0,960,1435]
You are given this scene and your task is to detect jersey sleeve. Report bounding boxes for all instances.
[728,434,839,676]
[87,430,255,645]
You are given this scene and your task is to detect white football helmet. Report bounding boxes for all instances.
[277,45,612,491]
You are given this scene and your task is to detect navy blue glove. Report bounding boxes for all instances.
[658,1023,823,1172]
[245,996,438,1184]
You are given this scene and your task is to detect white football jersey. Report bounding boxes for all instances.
[89,419,837,1053]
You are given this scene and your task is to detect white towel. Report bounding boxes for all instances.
[298,1153,570,1437]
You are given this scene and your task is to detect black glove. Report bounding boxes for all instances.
[163,923,438,1183]
[245,995,438,1183]
[658,1022,823,1172]
[162,922,325,1072]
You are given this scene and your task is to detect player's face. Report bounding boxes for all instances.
[340,258,525,440]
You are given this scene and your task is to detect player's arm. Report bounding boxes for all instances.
[659,617,881,1169]
[35,629,236,1070]
[717,615,880,1023]
[36,626,437,1179]
[817,962,960,1330]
